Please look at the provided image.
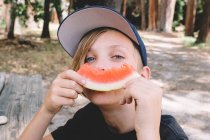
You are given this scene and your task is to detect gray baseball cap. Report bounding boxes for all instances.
[57,6,147,66]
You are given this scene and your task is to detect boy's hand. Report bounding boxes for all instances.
[120,76,163,139]
[43,70,86,115]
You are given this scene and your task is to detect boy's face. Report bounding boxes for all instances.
[84,30,140,71]
[81,30,145,105]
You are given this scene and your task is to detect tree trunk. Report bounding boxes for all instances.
[41,0,50,38]
[53,0,63,24]
[121,0,127,17]
[140,0,146,30]
[185,0,196,36]
[148,0,158,31]
[7,3,16,39]
[158,0,176,32]
[196,0,210,43]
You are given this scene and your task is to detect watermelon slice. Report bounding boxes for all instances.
[77,64,140,91]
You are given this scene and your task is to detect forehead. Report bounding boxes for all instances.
[89,30,135,51]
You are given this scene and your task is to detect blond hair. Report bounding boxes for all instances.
[71,27,142,71]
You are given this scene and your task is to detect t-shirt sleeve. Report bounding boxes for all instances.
[51,118,75,140]
[160,115,188,140]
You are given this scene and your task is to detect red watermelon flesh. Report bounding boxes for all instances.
[77,64,140,91]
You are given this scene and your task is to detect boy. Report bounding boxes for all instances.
[20,6,188,140]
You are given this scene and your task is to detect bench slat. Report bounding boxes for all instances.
[0,74,43,140]
[0,73,6,95]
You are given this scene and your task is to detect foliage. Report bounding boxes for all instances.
[172,0,206,32]
[173,0,185,30]
[196,0,204,14]
[15,3,28,26]
[31,1,44,22]
[3,0,44,25]
[4,1,28,26]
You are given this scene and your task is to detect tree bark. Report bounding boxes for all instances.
[185,0,196,36]
[158,0,176,32]
[121,0,127,17]
[41,0,50,38]
[7,2,16,39]
[140,0,146,30]
[196,0,210,43]
[53,0,63,24]
[148,0,158,31]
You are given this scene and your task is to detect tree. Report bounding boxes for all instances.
[140,0,146,30]
[185,0,196,36]
[121,0,127,17]
[158,0,176,32]
[7,2,17,39]
[41,0,50,38]
[52,0,63,24]
[148,0,158,31]
[196,0,210,43]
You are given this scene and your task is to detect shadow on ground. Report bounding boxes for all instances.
[141,31,210,140]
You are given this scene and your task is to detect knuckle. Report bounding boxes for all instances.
[52,78,59,86]
[51,87,59,94]
[51,96,57,103]
[70,81,76,88]
[71,91,78,98]
[66,70,73,77]
[68,99,75,105]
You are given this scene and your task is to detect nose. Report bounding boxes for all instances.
[93,59,110,71]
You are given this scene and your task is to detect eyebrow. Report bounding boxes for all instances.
[89,45,128,52]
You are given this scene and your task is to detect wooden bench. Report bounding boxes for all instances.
[0,73,43,140]
[0,73,89,140]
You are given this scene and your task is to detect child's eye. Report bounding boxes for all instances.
[85,56,96,63]
[112,55,125,60]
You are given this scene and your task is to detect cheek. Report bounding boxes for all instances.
[125,57,139,71]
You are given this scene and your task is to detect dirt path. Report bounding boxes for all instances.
[142,31,210,140]
[48,32,210,139]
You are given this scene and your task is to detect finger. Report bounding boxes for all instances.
[55,79,84,93]
[58,70,86,86]
[119,88,132,105]
[119,98,126,105]
[124,76,144,88]
[124,90,133,104]
[126,97,133,104]
[57,88,78,99]
[56,96,75,106]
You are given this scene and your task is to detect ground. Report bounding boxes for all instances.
[142,31,210,139]
[0,30,210,139]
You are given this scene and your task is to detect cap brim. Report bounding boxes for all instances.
[57,7,139,57]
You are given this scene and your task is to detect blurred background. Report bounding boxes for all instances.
[0,0,209,77]
[0,0,210,140]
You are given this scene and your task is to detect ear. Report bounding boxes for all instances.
[140,66,151,80]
